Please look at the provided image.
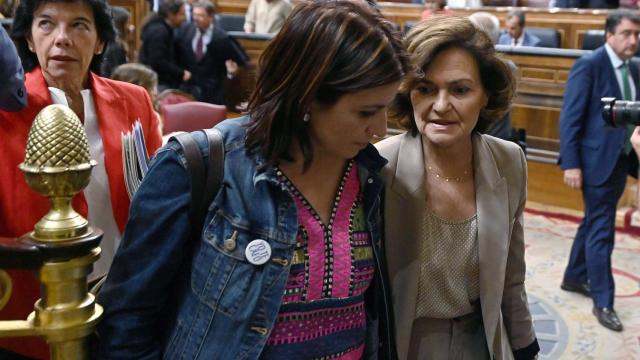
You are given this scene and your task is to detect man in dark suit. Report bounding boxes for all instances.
[175,1,248,105]
[497,10,541,47]
[140,0,190,91]
[559,10,640,332]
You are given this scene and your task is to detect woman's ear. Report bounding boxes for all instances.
[95,40,105,55]
[26,36,35,52]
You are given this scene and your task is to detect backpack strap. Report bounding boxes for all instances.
[173,128,225,237]
[200,128,224,228]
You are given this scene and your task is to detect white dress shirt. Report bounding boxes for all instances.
[605,43,637,100]
[192,24,214,55]
[48,87,121,281]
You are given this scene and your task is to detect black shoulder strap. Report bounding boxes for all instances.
[173,128,224,237]
[201,128,224,224]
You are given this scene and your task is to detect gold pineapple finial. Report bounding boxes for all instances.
[18,104,97,241]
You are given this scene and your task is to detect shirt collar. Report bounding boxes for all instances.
[48,87,93,106]
[605,43,626,68]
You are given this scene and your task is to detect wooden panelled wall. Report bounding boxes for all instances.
[452,7,607,49]
[381,3,609,49]
[215,1,610,50]
[216,0,251,14]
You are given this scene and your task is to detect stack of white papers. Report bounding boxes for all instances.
[121,120,149,199]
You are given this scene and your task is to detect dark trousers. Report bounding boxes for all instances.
[564,154,628,308]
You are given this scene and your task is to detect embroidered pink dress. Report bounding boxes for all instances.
[262,161,375,359]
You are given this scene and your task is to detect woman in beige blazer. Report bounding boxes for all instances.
[376,17,539,360]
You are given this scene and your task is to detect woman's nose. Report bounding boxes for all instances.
[53,26,72,47]
[433,91,451,113]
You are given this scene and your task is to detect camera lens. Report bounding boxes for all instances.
[602,97,616,127]
[602,97,640,127]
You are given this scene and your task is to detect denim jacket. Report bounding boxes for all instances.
[96,117,395,359]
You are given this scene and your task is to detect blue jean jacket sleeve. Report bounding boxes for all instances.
[96,145,192,359]
[559,57,593,170]
[0,27,26,112]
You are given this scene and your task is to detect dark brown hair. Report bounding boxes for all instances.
[245,0,411,168]
[605,9,640,36]
[11,0,116,73]
[390,16,514,135]
[192,1,215,16]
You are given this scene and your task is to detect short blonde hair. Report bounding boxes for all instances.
[390,16,515,135]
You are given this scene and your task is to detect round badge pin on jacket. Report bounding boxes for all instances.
[245,239,271,265]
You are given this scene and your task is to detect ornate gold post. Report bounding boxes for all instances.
[0,104,103,359]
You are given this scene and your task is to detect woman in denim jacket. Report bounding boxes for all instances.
[96,1,411,358]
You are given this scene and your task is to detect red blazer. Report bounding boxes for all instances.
[0,67,162,358]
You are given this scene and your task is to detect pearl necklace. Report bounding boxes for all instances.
[426,165,471,182]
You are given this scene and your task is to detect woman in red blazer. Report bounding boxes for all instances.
[0,0,162,357]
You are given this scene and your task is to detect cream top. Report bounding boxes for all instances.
[415,209,480,319]
[244,0,292,33]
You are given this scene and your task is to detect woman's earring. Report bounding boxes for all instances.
[303,113,311,122]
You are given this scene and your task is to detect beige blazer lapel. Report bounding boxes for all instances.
[473,134,510,359]
[381,133,425,360]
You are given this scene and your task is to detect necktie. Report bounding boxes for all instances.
[621,63,632,100]
[195,31,204,61]
[621,63,634,154]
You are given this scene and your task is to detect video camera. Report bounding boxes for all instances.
[602,97,640,127]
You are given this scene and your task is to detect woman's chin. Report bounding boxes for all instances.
[422,132,463,148]
[44,65,84,84]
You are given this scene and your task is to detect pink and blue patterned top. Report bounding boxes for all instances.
[262,161,375,359]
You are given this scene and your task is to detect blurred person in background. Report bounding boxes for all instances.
[0,0,19,17]
[0,0,162,357]
[421,0,453,20]
[469,11,500,43]
[243,0,292,34]
[139,0,189,91]
[498,10,542,47]
[183,0,197,23]
[111,62,163,131]
[469,11,518,141]
[101,6,130,77]
[445,0,481,9]
[176,1,247,105]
